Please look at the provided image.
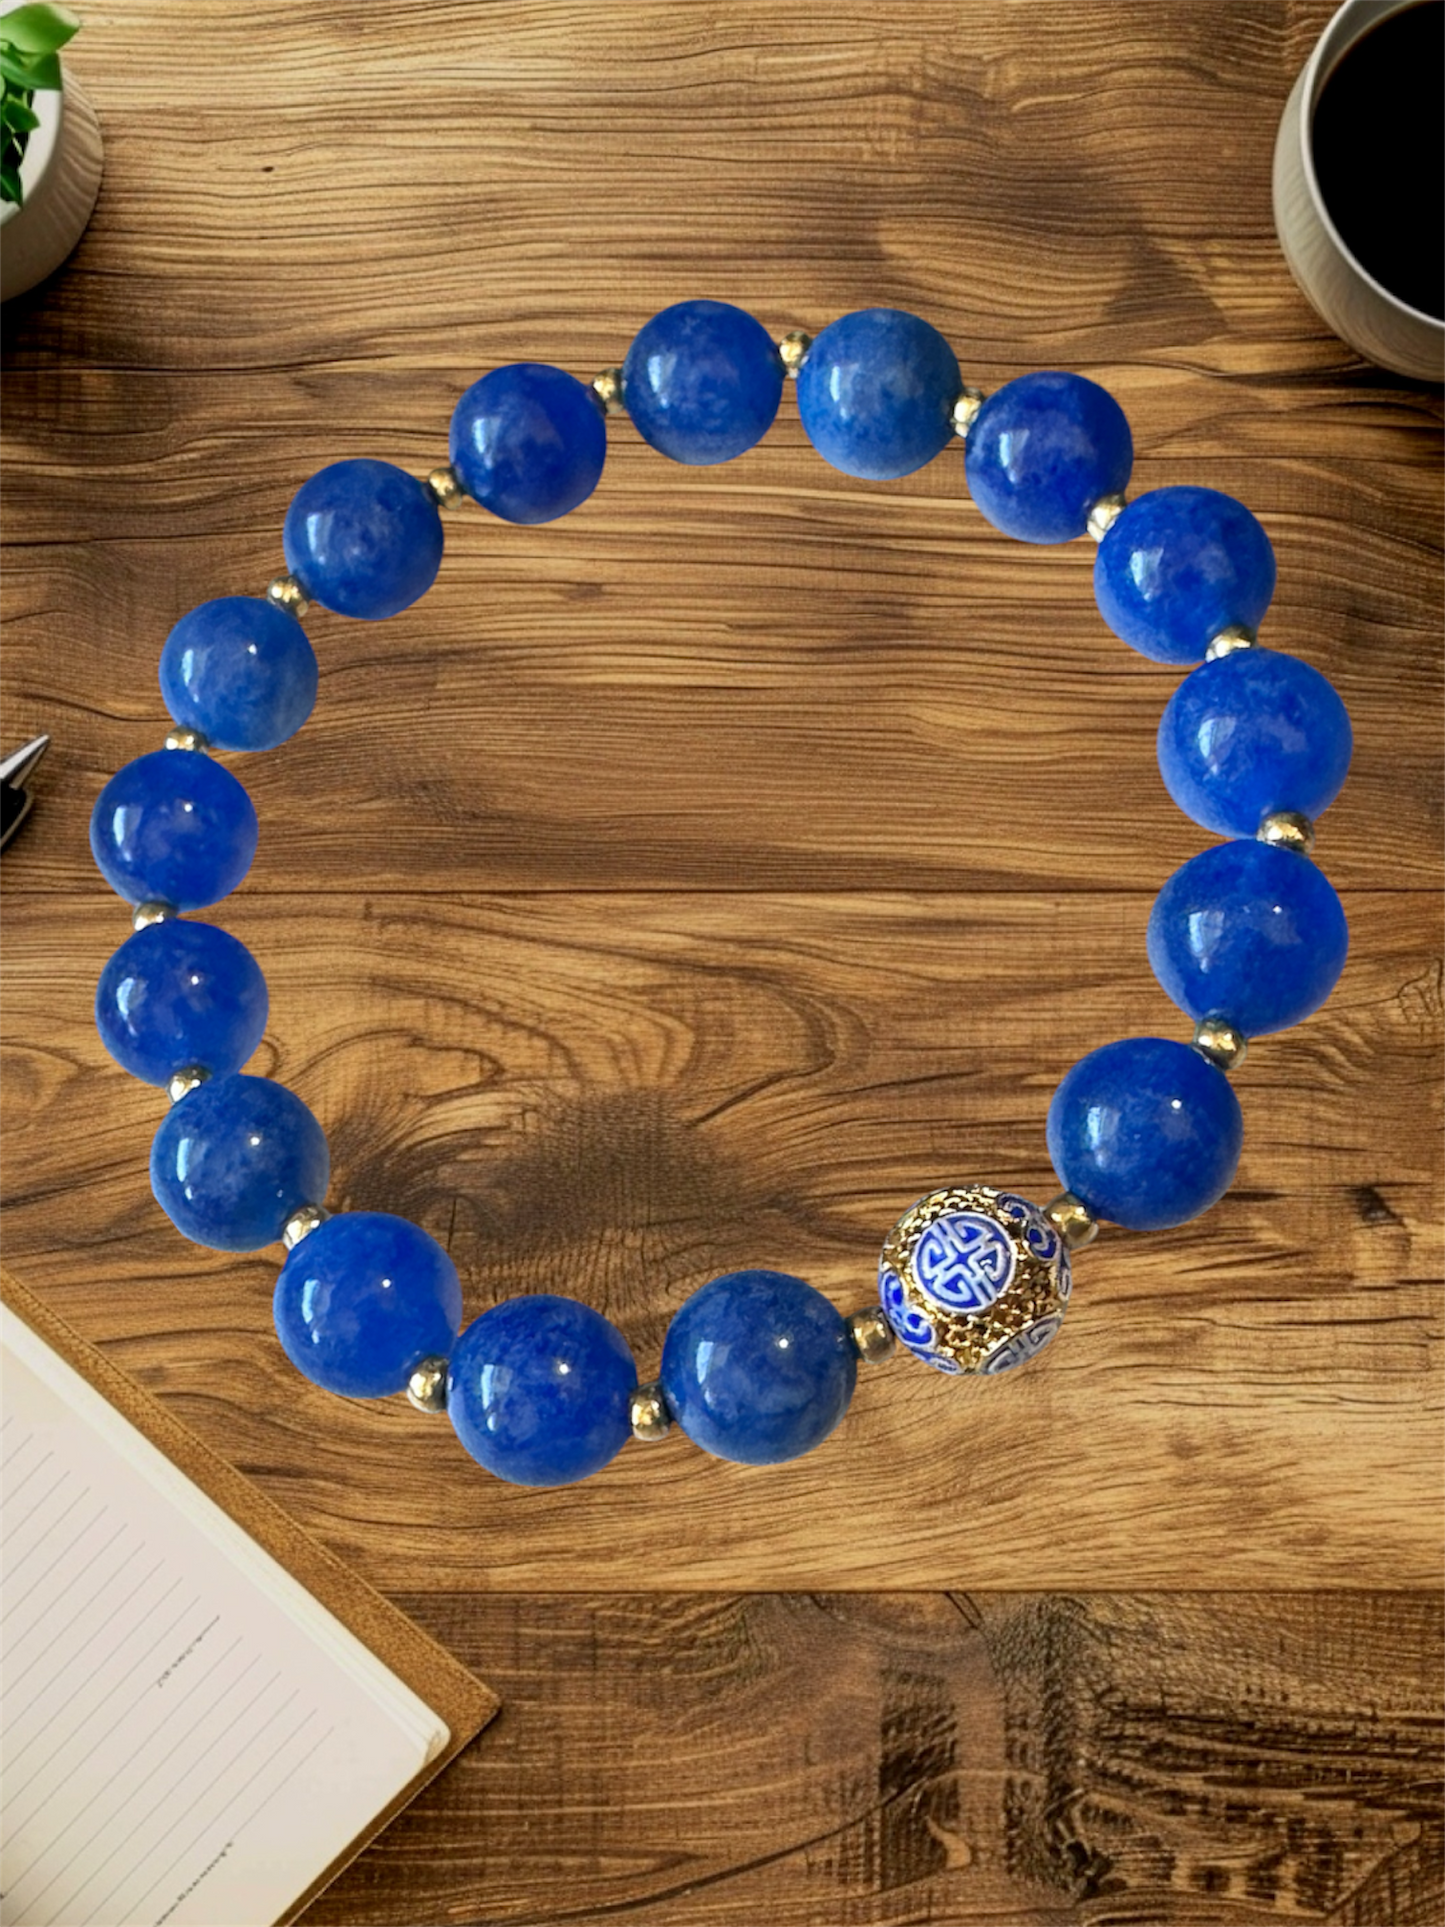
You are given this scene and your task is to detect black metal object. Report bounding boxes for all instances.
[0,735,51,853]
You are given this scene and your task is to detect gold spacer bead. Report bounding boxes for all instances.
[591,367,626,417]
[132,899,177,931]
[406,1356,450,1414]
[167,1064,211,1104]
[1193,1015,1249,1072]
[267,574,312,620]
[777,329,813,379]
[1044,1191,1099,1251]
[951,386,985,438]
[424,464,466,510]
[1205,624,1257,662]
[846,1306,896,1364]
[282,1202,331,1250]
[163,724,209,753]
[1086,492,1127,542]
[1257,808,1316,857]
[629,1381,673,1442]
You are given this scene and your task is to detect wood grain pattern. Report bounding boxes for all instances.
[304,1590,1444,1926]
[2,0,1440,1591]
[1,0,1441,1917]
[2,887,1438,1590]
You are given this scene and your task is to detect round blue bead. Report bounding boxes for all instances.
[659,1268,856,1466]
[447,1294,637,1488]
[1095,486,1276,665]
[96,919,268,1086]
[449,363,607,523]
[159,597,318,752]
[621,299,783,466]
[964,371,1133,544]
[1047,1037,1243,1232]
[274,1212,462,1399]
[1157,649,1353,837]
[282,458,444,620]
[795,308,960,481]
[90,750,258,911]
[151,1072,329,1252]
[1147,839,1349,1037]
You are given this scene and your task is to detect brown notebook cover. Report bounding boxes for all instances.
[0,1263,500,1926]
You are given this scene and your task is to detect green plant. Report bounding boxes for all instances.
[1,4,79,208]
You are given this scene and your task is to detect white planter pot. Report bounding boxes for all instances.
[0,66,103,303]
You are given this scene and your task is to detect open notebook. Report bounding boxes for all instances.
[0,1272,498,1927]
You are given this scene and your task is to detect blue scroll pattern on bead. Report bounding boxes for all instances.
[878,1258,964,1376]
[879,1185,1073,1377]
[980,1315,1064,1374]
[917,1347,965,1376]
[993,1190,1068,1285]
[912,1211,1017,1311]
[879,1264,934,1347]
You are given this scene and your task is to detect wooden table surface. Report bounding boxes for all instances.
[2,2,1440,1921]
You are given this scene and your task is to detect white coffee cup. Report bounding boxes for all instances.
[1273,0,1444,382]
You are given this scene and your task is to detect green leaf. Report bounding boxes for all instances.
[1,95,39,130]
[0,47,62,89]
[0,6,80,56]
[1,158,23,206]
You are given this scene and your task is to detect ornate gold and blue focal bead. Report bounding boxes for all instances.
[878,1185,1071,1376]
[84,298,1357,1489]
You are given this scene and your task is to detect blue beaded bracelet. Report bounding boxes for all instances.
[90,299,1353,1488]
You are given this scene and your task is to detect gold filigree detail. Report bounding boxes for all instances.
[881,1184,1070,1374]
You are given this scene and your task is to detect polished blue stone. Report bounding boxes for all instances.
[274,1211,463,1399]
[964,371,1133,544]
[622,299,783,466]
[151,1072,329,1252]
[282,458,444,620]
[96,919,268,1086]
[795,308,960,481]
[1095,486,1276,664]
[159,596,318,751]
[1157,648,1353,837]
[659,1268,856,1466]
[449,363,608,523]
[90,750,258,911]
[447,1294,637,1487]
[1047,1037,1243,1232]
[1147,839,1349,1037]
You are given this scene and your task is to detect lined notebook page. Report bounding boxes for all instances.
[0,1306,449,1927]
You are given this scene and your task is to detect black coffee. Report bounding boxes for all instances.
[1310,0,1444,321]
